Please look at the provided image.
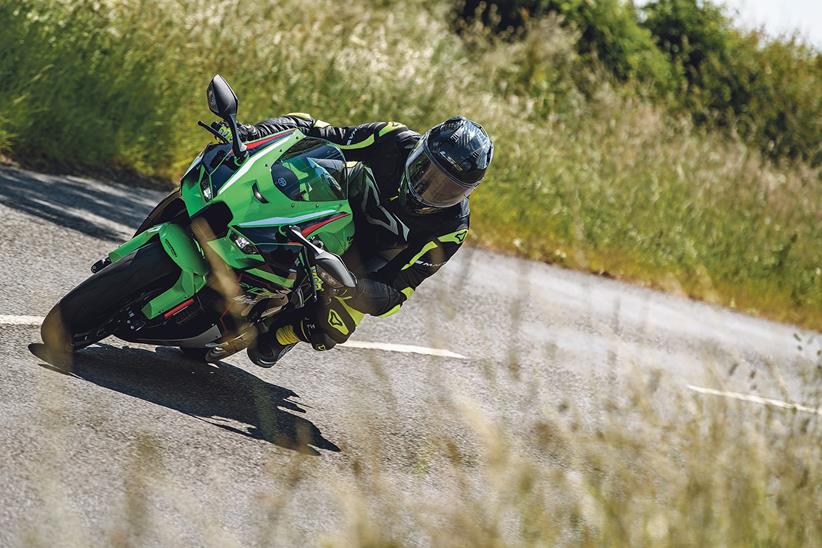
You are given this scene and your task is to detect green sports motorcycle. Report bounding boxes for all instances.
[40,75,356,362]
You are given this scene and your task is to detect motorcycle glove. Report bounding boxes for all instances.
[210,121,259,142]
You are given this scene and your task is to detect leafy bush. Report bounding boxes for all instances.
[457,0,822,164]
[458,0,676,90]
[642,0,822,164]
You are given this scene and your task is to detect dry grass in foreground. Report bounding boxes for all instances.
[319,370,822,546]
[19,353,819,546]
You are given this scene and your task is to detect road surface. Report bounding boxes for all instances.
[0,166,818,545]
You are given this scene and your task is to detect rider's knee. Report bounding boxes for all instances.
[298,317,349,351]
[320,302,357,343]
[309,331,338,351]
[296,298,359,351]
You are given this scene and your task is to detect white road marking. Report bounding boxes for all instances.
[687,385,822,416]
[1,314,467,359]
[339,340,467,359]
[0,315,44,325]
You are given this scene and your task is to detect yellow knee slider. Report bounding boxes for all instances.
[274,325,301,345]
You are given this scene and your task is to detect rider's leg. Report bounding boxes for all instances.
[247,296,364,367]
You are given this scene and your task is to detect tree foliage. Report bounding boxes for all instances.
[457,0,822,164]
[642,0,821,163]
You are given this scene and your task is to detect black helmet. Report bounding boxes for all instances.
[399,116,493,215]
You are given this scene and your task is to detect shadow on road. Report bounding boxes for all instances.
[0,168,157,242]
[28,342,340,455]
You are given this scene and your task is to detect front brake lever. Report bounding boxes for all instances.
[286,226,356,289]
[197,120,229,143]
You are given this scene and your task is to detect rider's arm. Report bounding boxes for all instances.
[342,163,469,317]
[243,113,407,151]
[246,114,417,187]
[348,229,469,318]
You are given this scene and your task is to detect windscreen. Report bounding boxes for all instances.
[270,138,346,202]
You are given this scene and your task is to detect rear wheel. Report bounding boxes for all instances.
[41,241,180,354]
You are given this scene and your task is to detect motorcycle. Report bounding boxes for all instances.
[39,75,356,363]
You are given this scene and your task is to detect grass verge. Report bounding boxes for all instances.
[1,0,821,328]
[323,373,822,546]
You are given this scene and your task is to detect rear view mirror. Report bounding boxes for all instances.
[314,254,357,289]
[207,74,238,118]
[206,74,246,158]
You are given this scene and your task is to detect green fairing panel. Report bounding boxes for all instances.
[110,222,207,275]
[212,228,264,268]
[304,213,355,256]
[129,130,358,318]
[181,130,305,220]
[246,267,295,288]
[108,222,210,320]
[187,130,355,259]
[158,223,209,275]
[141,270,207,320]
[108,225,161,263]
[142,223,209,319]
[180,163,208,216]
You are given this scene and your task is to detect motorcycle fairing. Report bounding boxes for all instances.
[110,129,355,321]
[107,222,209,320]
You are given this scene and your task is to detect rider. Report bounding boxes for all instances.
[234,113,494,366]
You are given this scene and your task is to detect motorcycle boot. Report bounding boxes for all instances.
[247,326,299,367]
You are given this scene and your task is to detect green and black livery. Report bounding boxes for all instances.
[41,76,359,361]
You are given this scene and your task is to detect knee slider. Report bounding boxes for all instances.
[298,318,341,351]
[309,332,337,352]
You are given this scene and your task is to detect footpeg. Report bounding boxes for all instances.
[204,328,256,361]
[125,310,146,331]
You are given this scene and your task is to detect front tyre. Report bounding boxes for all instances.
[41,241,180,354]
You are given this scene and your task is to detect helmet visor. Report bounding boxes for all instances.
[405,141,473,208]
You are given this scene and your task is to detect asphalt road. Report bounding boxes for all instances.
[0,166,818,546]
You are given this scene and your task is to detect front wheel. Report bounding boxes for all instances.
[41,241,180,354]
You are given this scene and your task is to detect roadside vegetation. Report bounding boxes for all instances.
[1,0,821,328]
[321,369,822,547]
[5,2,821,543]
[21,345,822,545]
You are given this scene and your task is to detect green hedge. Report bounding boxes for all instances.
[457,0,822,164]
[643,0,822,164]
